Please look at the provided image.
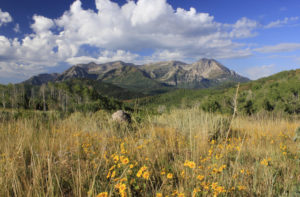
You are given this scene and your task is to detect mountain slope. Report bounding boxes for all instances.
[99,65,171,94]
[136,69,300,115]
[56,66,98,81]
[23,73,59,85]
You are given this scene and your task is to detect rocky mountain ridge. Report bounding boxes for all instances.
[23,59,249,90]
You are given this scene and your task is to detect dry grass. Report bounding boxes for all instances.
[0,109,299,196]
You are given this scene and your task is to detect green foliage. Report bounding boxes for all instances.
[0,79,130,113]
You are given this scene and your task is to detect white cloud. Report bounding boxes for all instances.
[255,43,300,53]
[0,8,12,27]
[31,15,55,33]
[265,17,298,29]
[0,0,262,82]
[245,64,276,80]
[66,50,139,65]
[230,17,258,38]
[13,23,20,33]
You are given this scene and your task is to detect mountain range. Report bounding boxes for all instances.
[23,58,249,96]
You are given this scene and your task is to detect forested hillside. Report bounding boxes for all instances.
[0,79,128,112]
[136,69,300,115]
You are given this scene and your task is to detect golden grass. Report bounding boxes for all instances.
[0,109,299,196]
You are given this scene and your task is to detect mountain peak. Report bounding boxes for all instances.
[21,59,249,89]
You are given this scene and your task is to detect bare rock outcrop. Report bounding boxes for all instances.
[112,110,131,123]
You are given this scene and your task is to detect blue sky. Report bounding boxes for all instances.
[0,0,300,83]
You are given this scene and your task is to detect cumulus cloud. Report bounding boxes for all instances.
[66,50,140,65]
[31,15,54,33]
[265,17,298,29]
[245,64,276,80]
[0,0,267,82]
[0,8,12,27]
[254,43,300,53]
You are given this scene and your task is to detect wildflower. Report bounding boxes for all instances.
[96,192,108,197]
[113,155,119,163]
[201,182,209,190]
[260,158,271,166]
[184,160,196,169]
[136,170,143,178]
[106,171,111,179]
[156,193,163,197]
[192,188,200,197]
[197,175,204,181]
[111,171,116,178]
[119,183,126,192]
[143,171,150,180]
[161,171,166,175]
[120,156,129,165]
[238,185,247,191]
[211,182,218,190]
[129,164,134,169]
[180,170,185,177]
[109,165,116,171]
[137,166,147,178]
[178,193,185,197]
[167,173,173,179]
[240,169,245,174]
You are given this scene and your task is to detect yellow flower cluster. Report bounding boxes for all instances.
[184,160,196,169]
[137,165,149,180]
[260,158,271,166]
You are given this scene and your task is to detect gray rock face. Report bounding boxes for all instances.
[112,110,131,123]
[140,58,249,88]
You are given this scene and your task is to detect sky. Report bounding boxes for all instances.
[0,0,300,84]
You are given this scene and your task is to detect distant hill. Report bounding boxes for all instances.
[22,59,249,96]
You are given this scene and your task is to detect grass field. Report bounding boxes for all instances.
[0,109,299,196]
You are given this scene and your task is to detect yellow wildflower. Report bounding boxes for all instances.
[167,173,173,179]
[238,185,247,191]
[156,193,163,197]
[197,175,204,181]
[111,171,116,178]
[184,160,196,169]
[120,156,129,165]
[96,192,108,197]
[143,171,150,180]
[119,183,126,192]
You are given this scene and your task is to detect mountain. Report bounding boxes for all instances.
[140,59,249,88]
[21,59,249,97]
[24,73,59,85]
[56,66,98,81]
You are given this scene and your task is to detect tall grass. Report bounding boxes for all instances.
[0,109,299,196]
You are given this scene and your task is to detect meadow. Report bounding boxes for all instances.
[0,108,299,196]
